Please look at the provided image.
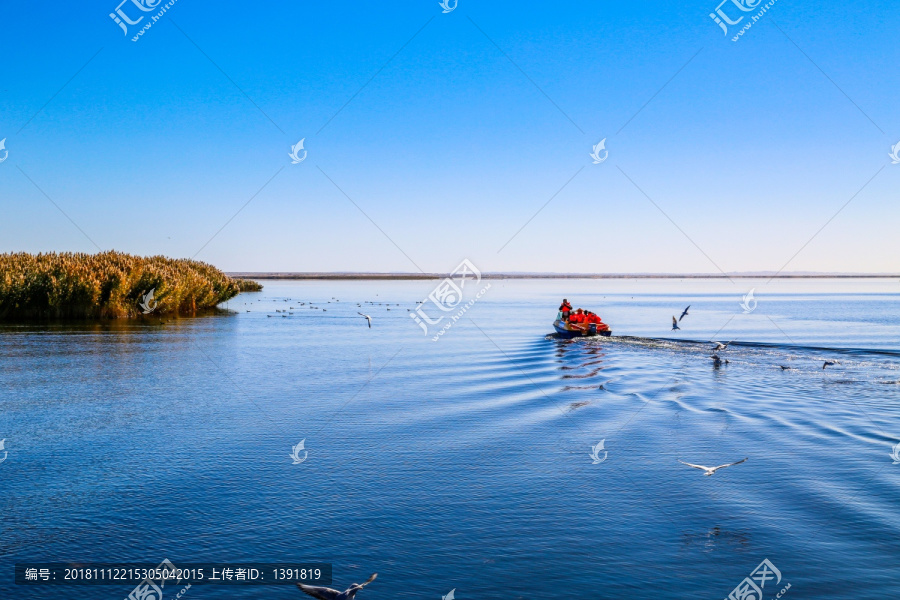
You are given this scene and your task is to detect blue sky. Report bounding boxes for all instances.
[1,0,898,273]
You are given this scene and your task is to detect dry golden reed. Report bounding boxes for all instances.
[0,251,262,320]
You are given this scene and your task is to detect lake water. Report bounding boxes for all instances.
[2,278,899,599]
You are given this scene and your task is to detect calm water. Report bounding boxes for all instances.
[2,278,900,599]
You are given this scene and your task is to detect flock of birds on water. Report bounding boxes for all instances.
[236,296,400,330]
[228,297,846,375]
[670,304,842,371]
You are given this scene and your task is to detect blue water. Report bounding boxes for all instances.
[2,278,900,599]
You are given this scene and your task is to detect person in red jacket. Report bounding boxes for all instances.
[584,310,610,332]
[569,309,586,324]
[558,299,573,321]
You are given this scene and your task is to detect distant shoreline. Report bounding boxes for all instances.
[227,272,900,280]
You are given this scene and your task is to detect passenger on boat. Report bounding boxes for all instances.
[585,311,604,324]
[558,299,572,320]
[568,309,586,324]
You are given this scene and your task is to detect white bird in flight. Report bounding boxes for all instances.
[671,316,680,330]
[678,457,747,476]
[822,360,840,369]
[712,341,732,351]
[296,573,377,600]
[358,312,372,328]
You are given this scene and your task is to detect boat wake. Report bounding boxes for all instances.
[544,332,900,385]
[569,334,900,360]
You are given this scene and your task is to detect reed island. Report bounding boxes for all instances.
[0,251,261,320]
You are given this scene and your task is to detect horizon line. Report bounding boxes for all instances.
[227,271,900,280]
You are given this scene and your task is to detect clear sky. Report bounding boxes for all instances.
[1,0,898,273]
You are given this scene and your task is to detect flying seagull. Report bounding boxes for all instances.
[712,341,732,352]
[679,305,690,321]
[678,458,747,476]
[672,316,680,330]
[823,360,840,369]
[358,312,372,328]
[296,573,377,600]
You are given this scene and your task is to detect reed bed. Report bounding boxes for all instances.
[0,251,261,320]
[234,278,264,292]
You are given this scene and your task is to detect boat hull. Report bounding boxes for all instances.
[553,319,611,338]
